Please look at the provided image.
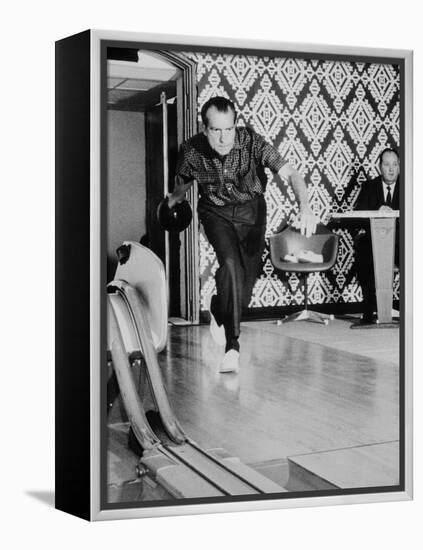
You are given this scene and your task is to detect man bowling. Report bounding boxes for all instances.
[168,96,318,373]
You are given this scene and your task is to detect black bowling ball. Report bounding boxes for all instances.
[156,197,192,232]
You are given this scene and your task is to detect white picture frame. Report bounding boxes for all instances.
[55,29,413,521]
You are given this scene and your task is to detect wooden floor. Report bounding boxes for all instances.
[107,315,400,497]
[287,441,399,490]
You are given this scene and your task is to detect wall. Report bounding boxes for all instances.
[107,110,146,276]
[183,52,400,313]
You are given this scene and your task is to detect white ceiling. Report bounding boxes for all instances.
[107,50,181,105]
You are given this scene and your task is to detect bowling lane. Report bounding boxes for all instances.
[158,319,399,466]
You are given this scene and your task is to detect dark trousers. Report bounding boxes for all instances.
[355,231,399,317]
[199,196,267,347]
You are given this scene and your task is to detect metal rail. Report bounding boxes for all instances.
[107,297,160,451]
[111,281,186,444]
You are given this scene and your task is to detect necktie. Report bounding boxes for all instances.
[386,186,392,207]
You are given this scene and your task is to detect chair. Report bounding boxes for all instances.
[269,224,339,324]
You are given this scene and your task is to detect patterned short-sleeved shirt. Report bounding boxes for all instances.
[175,126,287,206]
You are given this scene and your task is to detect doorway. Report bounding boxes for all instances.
[106,48,199,322]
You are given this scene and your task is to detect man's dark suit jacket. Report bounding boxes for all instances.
[355,174,400,250]
[354,174,400,315]
[355,175,399,211]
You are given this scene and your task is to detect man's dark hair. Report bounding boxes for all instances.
[379,147,399,165]
[201,96,237,127]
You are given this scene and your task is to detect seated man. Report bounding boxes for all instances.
[354,148,400,324]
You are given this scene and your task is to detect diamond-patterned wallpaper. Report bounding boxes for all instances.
[181,51,400,312]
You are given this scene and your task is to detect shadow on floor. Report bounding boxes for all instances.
[26,490,55,508]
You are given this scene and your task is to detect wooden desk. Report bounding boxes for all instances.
[332,210,399,325]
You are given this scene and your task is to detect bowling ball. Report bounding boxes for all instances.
[156,197,192,232]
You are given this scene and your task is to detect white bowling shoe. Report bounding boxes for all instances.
[219,350,240,373]
[206,294,226,346]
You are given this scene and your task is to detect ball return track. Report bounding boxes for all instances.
[107,244,284,499]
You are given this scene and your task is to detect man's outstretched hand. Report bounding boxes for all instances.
[167,180,193,209]
[292,207,319,238]
[167,187,186,209]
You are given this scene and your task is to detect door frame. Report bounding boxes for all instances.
[152,51,199,323]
